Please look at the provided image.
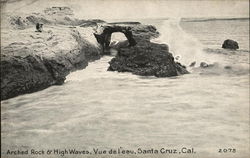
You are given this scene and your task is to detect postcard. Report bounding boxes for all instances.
[1,0,249,157]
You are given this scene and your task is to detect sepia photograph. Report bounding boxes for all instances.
[1,0,249,157]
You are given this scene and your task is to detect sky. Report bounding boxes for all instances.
[1,0,249,19]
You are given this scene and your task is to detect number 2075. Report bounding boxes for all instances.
[218,148,236,153]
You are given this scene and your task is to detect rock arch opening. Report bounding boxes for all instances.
[109,33,128,55]
[110,32,127,45]
[94,25,137,55]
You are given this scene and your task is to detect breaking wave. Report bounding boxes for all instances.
[151,18,249,75]
[151,19,220,67]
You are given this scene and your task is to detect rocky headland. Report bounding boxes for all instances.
[1,7,103,100]
[1,7,188,100]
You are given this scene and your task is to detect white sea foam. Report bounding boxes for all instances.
[151,19,222,67]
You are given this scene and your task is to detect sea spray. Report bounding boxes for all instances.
[151,18,219,68]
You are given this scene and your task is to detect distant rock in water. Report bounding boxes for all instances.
[200,62,209,68]
[199,62,217,68]
[189,61,196,67]
[222,39,239,50]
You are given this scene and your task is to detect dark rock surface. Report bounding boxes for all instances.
[222,39,239,50]
[1,7,105,100]
[107,41,188,77]
[96,24,188,77]
[1,24,101,100]
[1,54,64,100]
[1,6,105,100]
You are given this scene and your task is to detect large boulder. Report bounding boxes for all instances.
[222,39,239,50]
[108,41,188,77]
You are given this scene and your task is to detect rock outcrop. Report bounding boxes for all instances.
[93,24,188,77]
[108,41,188,77]
[222,39,239,50]
[1,8,102,100]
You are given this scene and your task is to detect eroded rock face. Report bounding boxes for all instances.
[1,26,101,100]
[108,41,188,77]
[93,23,188,77]
[1,55,62,100]
[222,39,239,50]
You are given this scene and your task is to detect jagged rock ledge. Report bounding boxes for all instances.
[93,24,189,77]
[1,26,101,100]
[1,7,104,100]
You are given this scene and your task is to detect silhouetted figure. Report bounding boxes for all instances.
[36,23,43,32]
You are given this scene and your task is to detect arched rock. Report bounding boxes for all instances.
[94,25,137,54]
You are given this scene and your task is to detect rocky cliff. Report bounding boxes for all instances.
[1,8,102,100]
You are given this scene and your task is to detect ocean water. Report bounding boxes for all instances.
[1,18,249,158]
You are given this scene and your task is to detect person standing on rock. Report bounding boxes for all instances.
[36,23,43,32]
